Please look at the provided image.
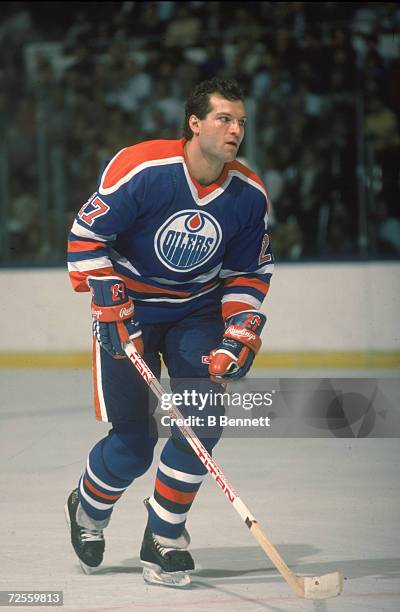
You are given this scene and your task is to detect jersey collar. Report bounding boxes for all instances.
[181,138,231,204]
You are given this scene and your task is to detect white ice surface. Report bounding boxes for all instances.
[0,369,399,612]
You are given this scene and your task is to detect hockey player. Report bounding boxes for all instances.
[65,77,273,586]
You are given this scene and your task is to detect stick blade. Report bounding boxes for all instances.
[301,572,344,599]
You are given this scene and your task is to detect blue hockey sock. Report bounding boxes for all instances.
[147,439,207,539]
[79,425,156,521]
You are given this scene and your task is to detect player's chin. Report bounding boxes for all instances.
[221,148,238,162]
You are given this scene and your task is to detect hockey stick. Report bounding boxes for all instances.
[123,340,343,599]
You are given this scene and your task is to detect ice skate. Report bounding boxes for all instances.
[140,499,194,587]
[65,488,109,574]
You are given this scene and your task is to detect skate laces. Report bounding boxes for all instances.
[153,535,174,556]
[75,500,109,543]
[80,527,105,543]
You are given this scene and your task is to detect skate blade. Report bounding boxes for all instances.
[142,562,191,587]
[79,560,98,575]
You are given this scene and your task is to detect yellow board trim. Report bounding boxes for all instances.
[0,352,92,369]
[0,351,399,369]
[254,352,400,369]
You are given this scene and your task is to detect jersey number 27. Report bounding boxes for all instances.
[78,194,110,226]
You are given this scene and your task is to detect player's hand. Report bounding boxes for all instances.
[87,276,143,358]
[208,311,266,382]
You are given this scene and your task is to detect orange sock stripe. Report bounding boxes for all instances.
[84,476,122,501]
[155,478,197,505]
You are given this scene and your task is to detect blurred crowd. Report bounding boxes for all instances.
[0,1,399,264]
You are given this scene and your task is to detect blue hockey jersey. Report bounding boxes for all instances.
[68,138,273,323]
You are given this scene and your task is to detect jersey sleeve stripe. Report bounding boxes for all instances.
[226,272,272,284]
[68,249,110,263]
[222,300,262,320]
[69,267,116,292]
[71,219,116,242]
[68,243,108,261]
[68,256,113,272]
[223,276,270,293]
[68,240,108,253]
[222,293,262,309]
[223,286,267,304]
[220,263,274,277]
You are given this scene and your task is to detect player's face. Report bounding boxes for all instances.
[194,94,246,164]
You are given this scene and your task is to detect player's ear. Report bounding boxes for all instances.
[189,115,201,136]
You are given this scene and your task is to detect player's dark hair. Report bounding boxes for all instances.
[183,77,244,140]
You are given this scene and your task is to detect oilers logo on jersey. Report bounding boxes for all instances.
[155,210,222,272]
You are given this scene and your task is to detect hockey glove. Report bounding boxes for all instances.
[87,276,143,358]
[208,311,266,382]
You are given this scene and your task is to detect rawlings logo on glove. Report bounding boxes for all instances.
[224,325,259,343]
